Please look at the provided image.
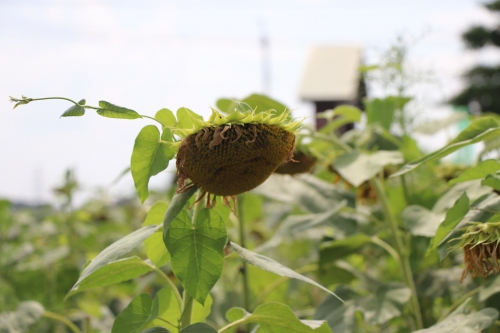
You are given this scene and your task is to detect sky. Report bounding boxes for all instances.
[1,0,499,205]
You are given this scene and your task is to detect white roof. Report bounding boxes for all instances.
[299,45,362,101]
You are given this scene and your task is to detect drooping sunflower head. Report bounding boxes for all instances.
[451,222,500,282]
[172,107,302,207]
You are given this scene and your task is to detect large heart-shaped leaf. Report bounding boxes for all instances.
[131,125,176,203]
[155,108,177,128]
[166,209,227,304]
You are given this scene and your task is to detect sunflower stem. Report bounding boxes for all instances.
[237,195,251,331]
[42,311,82,333]
[371,177,423,330]
[179,289,194,330]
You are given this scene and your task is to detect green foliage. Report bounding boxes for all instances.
[131,126,176,203]
[225,303,331,332]
[412,300,498,333]
[113,294,159,333]
[230,242,343,302]
[60,104,85,117]
[393,117,500,177]
[97,101,142,119]
[166,209,227,304]
[333,150,403,187]
[8,86,500,333]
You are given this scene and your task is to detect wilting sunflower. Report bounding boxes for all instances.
[274,149,317,175]
[450,222,500,282]
[171,108,302,208]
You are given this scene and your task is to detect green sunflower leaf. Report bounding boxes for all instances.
[166,209,227,304]
[225,303,332,332]
[131,125,177,203]
[97,100,142,119]
[393,117,500,177]
[67,257,154,298]
[176,107,203,129]
[143,201,170,267]
[112,294,159,333]
[155,108,177,128]
[61,104,85,117]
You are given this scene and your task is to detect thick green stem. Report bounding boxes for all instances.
[43,311,82,333]
[401,174,412,205]
[237,196,251,313]
[180,289,194,329]
[371,177,424,330]
[153,266,183,307]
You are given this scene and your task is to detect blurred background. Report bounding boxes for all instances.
[1,0,499,205]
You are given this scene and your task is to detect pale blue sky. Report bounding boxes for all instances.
[1,0,497,204]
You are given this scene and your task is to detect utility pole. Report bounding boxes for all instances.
[259,19,271,95]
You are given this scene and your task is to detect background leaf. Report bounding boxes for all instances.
[364,96,410,131]
[333,150,404,187]
[0,301,45,333]
[393,117,500,177]
[319,105,361,134]
[361,283,411,325]
[253,174,355,213]
[143,201,170,267]
[257,200,347,251]
[401,205,443,237]
[319,234,371,265]
[97,100,142,119]
[411,300,498,333]
[448,159,500,185]
[131,125,176,203]
[481,173,500,191]
[166,209,227,304]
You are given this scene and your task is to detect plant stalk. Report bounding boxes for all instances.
[43,311,82,333]
[153,266,183,307]
[237,195,251,314]
[180,289,194,330]
[371,177,424,329]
